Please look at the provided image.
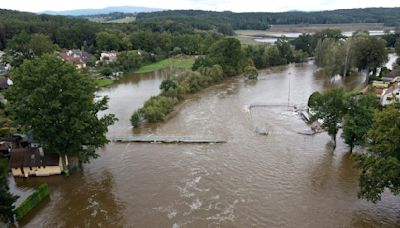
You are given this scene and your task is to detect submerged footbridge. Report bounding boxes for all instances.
[111,135,227,144]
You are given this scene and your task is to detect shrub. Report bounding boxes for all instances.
[140,96,177,122]
[15,183,49,220]
[130,111,141,127]
[244,66,258,80]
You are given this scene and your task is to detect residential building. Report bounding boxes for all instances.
[380,83,400,106]
[100,51,118,62]
[9,147,68,177]
[58,49,92,69]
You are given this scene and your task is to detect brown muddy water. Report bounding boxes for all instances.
[10,61,400,227]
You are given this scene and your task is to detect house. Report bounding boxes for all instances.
[382,69,400,83]
[380,83,400,106]
[58,49,92,69]
[100,51,118,62]
[0,76,13,90]
[9,147,68,177]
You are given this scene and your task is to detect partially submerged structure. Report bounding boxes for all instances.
[9,147,67,177]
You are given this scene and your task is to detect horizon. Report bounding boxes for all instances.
[1,0,400,13]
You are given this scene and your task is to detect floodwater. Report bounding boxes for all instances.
[12,60,400,227]
[255,30,394,43]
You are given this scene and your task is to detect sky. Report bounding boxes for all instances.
[0,0,400,13]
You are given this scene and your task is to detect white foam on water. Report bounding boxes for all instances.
[190,198,202,210]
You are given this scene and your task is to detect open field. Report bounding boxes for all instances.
[89,16,136,23]
[135,57,195,73]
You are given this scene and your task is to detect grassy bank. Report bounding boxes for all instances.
[94,79,113,88]
[135,57,195,74]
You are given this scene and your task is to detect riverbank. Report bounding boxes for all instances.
[134,57,195,74]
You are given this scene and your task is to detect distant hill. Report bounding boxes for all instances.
[42,6,162,16]
[137,8,400,30]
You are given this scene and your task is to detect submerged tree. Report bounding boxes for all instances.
[352,35,387,83]
[0,162,18,224]
[342,93,379,152]
[6,55,116,172]
[355,105,400,203]
[309,88,347,149]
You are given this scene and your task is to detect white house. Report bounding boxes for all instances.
[380,83,400,106]
[100,51,118,62]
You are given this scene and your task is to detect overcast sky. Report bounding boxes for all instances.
[1,0,399,13]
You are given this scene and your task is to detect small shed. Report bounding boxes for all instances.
[9,147,68,177]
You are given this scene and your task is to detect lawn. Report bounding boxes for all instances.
[94,79,113,88]
[135,57,195,74]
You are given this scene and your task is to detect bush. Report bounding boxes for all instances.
[244,66,258,80]
[15,183,49,220]
[130,111,141,127]
[140,96,177,122]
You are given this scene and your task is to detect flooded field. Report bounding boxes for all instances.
[11,60,400,227]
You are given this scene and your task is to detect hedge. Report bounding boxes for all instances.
[15,183,49,220]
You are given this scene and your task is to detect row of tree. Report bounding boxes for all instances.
[309,88,399,203]
[131,64,225,126]
[137,8,400,30]
[314,33,388,80]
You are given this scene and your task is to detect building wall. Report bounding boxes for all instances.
[11,166,62,177]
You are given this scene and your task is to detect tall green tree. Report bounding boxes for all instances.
[0,174,17,224]
[0,158,17,224]
[309,88,347,148]
[6,55,116,172]
[342,93,379,152]
[355,105,400,203]
[352,36,388,83]
[395,37,400,56]
[207,37,244,76]
[28,34,57,56]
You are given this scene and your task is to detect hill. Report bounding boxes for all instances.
[136,8,400,30]
[42,6,162,16]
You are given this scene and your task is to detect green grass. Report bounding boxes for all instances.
[94,79,113,88]
[135,58,195,74]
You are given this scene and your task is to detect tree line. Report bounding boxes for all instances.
[137,8,400,31]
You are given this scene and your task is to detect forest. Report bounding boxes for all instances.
[136,8,400,31]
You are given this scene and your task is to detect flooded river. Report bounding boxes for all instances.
[13,61,400,227]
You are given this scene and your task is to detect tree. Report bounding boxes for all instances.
[0,162,18,224]
[291,33,317,56]
[342,93,378,152]
[96,31,121,51]
[207,38,244,76]
[352,36,388,83]
[395,37,400,56]
[276,36,293,63]
[28,34,57,56]
[309,88,347,148]
[355,105,400,203]
[6,55,116,172]
[0,176,17,224]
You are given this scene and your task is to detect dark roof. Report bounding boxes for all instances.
[385,70,400,79]
[9,147,59,168]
